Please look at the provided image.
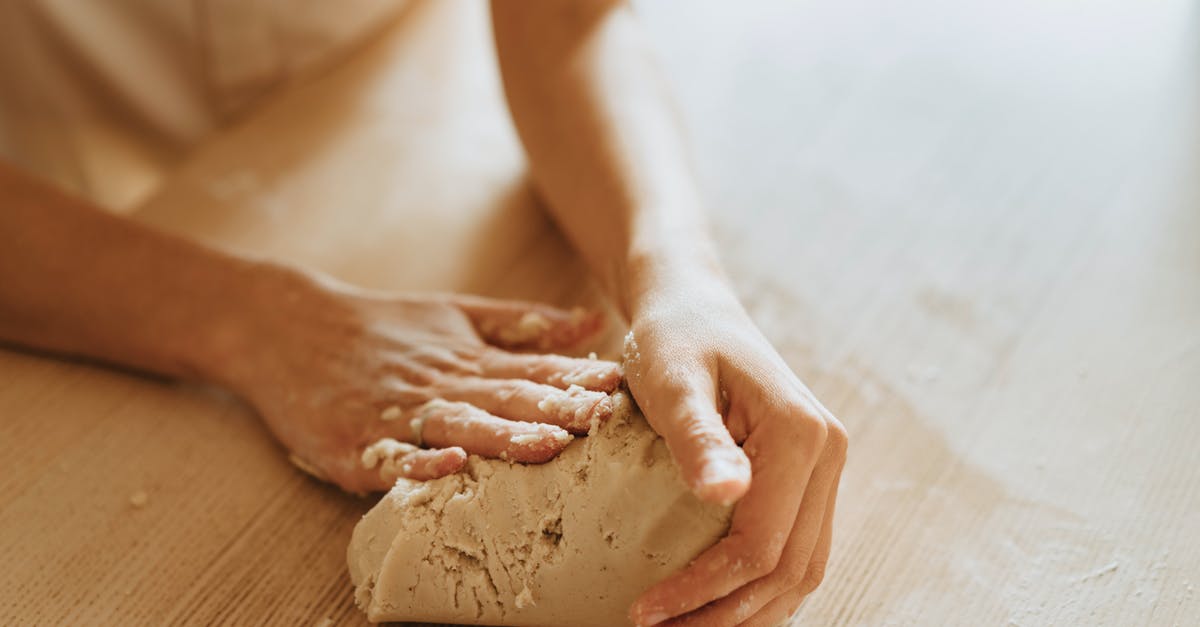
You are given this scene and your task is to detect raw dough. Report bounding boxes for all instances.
[347,391,732,626]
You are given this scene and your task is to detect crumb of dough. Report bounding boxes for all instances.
[492,311,552,344]
[362,438,413,468]
[518,311,552,334]
[129,490,148,508]
[510,433,543,445]
[515,583,536,609]
[380,406,402,421]
[362,438,422,483]
[510,431,574,447]
[536,384,594,426]
[622,331,642,384]
[622,330,638,359]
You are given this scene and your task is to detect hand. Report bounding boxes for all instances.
[625,278,848,627]
[210,266,622,493]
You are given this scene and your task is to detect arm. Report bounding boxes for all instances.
[0,162,621,491]
[0,162,266,383]
[491,2,848,626]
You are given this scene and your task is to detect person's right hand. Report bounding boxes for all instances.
[207,265,622,493]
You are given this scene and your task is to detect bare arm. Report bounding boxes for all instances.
[0,162,260,383]
[0,162,621,491]
[492,2,847,626]
[490,0,713,316]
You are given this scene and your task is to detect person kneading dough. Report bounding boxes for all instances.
[0,1,847,626]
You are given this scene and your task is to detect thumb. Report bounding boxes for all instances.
[453,295,605,351]
[633,366,751,505]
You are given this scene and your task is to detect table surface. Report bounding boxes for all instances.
[3,1,1197,625]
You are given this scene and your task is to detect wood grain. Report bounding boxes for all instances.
[2,0,1197,625]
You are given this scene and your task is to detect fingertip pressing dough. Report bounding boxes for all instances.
[347,391,733,626]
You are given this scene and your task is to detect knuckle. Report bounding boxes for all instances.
[744,539,786,580]
[381,382,434,408]
[494,383,520,404]
[402,363,439,386]
[777,391,825,427]
[452,345,485,362]
[800,561,828,593]
[785,409,827,452]
[776,558,808,590]
[785,594,805,620]
[524,358,550,380]
[825,419,849,458]
[806,415,829,443]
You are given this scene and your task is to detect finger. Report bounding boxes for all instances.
[634,366,751,505]
[336,440,468,492]
[395,447,470,481]
[477,350,623,393]
[659,425,845,626]
[630,407,825,626]
[437,376,614,433]
[416,399,574,463]
[454,295,605,350]
[798,448,844,597]
[359,438,470,484]
[739,586,806,627]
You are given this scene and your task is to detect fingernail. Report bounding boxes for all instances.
[700,457,750,489]
[638,611,669,626]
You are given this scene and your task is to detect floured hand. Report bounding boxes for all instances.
[623,276,847,627]
[213,267,621,493]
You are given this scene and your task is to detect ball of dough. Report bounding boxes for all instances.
[347,392,732,626]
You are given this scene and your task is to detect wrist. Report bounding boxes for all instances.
[622,241,738,323]
[184,259,315,390]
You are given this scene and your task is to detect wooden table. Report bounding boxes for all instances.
[3,1,1197,624]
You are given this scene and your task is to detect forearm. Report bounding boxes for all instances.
[491,0,729,320]
[495,9,847,621]
[0,162,282,384]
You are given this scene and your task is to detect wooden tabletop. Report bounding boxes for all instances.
[3,1,1197,625]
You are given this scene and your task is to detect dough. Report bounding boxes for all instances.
[347,391,732,626]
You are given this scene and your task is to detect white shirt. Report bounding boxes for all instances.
[0,0,407,211]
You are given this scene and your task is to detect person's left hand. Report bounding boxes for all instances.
[623,276,848,627]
